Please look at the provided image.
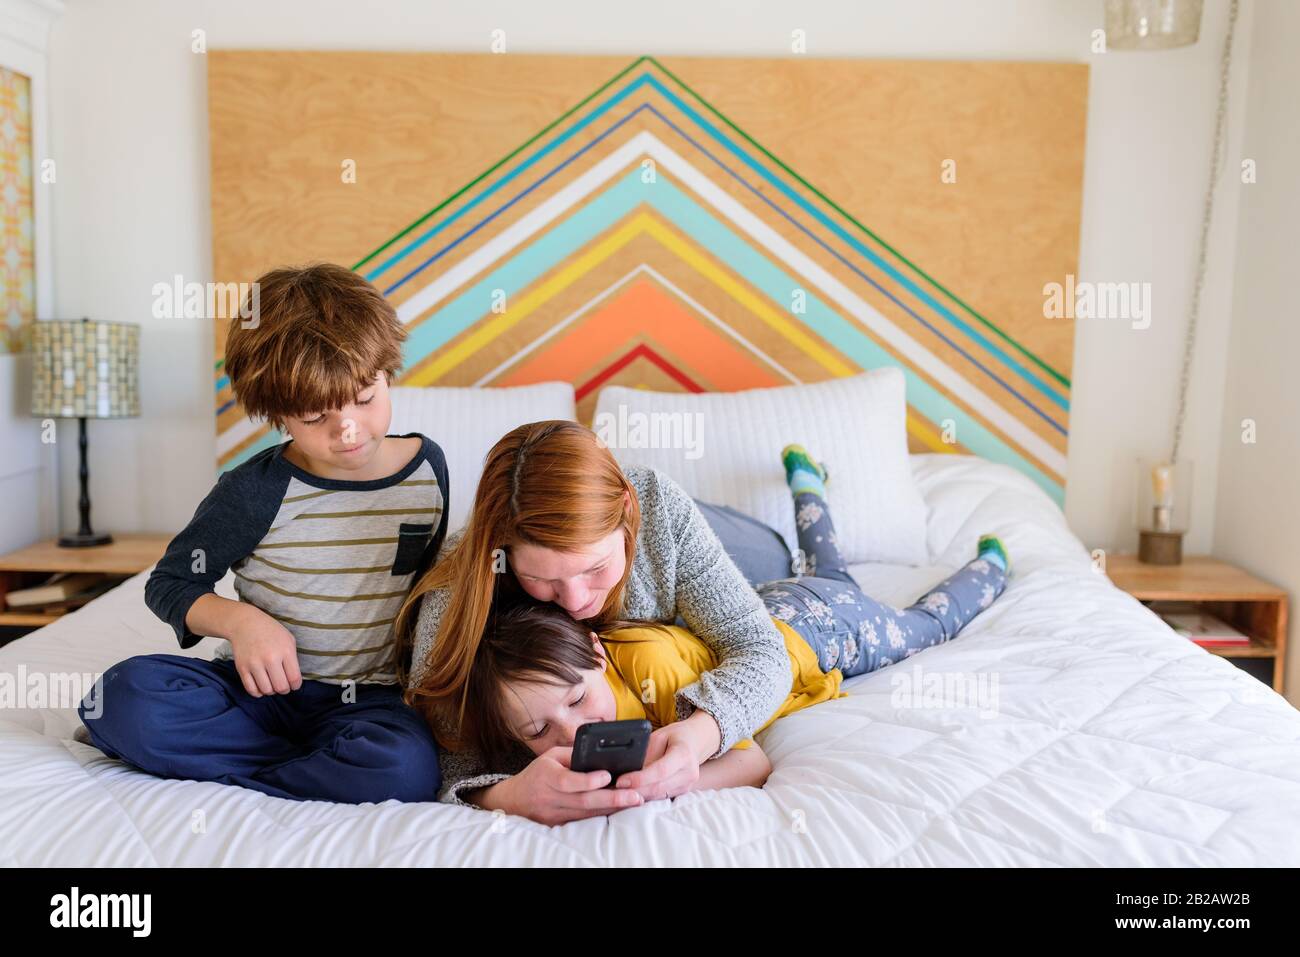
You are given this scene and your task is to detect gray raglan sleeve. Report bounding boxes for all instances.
[407,535,530,807]
[651,469,793,758]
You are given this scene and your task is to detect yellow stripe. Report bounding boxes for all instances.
[905,411,952,454]
[409,210,855,386]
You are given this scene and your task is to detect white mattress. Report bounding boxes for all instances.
[3,453,1298,866]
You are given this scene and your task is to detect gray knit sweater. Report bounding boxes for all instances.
[407,463,792,807]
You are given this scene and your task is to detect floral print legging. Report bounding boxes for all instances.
[757,491,1007,677]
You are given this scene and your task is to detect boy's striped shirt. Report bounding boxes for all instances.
[145,433,449,686]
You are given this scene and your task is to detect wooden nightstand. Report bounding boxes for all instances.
[0,535,170,632]
[1105,554,1289,693]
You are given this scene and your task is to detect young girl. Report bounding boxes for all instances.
[462,444,1011,793]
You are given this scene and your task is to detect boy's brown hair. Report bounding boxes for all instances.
[463,597,670,766]
[225,262,405,431]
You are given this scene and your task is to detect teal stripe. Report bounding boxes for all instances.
[403,171,1064,505]
[363,70,1067,412]
[639,73,1070,412]
[222,429,285,472]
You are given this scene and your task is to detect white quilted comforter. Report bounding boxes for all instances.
[3,454,1298,866]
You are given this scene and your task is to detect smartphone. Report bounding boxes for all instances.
[570,719,652,786]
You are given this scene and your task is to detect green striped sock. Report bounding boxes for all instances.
[781,444,827,499]
[977,534,1009,574]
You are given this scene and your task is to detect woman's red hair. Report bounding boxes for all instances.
[396,420,641,746]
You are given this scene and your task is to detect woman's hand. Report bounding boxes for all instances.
[478,746,644,826]
[613,710,721,801]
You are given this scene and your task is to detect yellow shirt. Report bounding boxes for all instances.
[600,618,846,751]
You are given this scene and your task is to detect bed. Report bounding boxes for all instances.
[3,447,1298,867]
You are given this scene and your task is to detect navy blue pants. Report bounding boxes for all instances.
[77,654,441,803]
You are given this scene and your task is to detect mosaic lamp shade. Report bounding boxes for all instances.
[31,318,140,419]
[30,318,140,548]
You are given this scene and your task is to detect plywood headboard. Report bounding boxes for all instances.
[209,53,1086,505]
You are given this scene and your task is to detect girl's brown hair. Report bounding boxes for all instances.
[396,420,642,746]
[461,598,668,767]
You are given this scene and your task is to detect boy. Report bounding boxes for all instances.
[77,262,449,804]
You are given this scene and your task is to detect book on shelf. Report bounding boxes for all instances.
[5,572,110,609]
[1154,603,1252,648]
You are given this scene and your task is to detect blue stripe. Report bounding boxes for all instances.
[364,69,1068,412]
[400,170,1064,504]
[375,98,1065,434]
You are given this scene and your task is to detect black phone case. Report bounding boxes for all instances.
[571,719,652,785]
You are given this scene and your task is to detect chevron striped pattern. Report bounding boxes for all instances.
[215,56,1073,505]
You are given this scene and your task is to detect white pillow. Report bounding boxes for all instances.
[388,383,576,534]
[592,369,927,565]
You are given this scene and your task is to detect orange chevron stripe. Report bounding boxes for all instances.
[494,276,789,392]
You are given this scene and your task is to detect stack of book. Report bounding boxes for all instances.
[1153,601,1252,649]
[4,573,118,616]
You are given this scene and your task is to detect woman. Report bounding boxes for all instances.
[397,420,792,825]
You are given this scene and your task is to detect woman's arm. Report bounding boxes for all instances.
[691,742,772,793]
[647,469,792,759]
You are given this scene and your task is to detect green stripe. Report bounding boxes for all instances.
[281,478,437,505]
[234,571,407,602]
[644,55,1070,390]
[282,488,335,504]
[246,553,391,575]
[295,642,394,657]
[293,506,441,520]
[258,537,397,549]
[302,668,395,682]
[351,56,650,270]
[272,613,396,630]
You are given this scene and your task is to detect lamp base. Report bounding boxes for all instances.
[58,532,114,549]
[1138,529,1183,565]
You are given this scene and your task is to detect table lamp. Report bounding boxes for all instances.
[30,318,140,547]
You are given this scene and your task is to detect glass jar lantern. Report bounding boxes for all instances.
[1135,458,1194,564]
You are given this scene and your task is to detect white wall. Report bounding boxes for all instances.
[0,0,60,554]
[1214,0,1299,700]
[40,0,1256,556]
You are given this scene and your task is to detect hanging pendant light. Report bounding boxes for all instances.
[1105,0,1204,50]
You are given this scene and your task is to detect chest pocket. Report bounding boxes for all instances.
[391,522,434,576]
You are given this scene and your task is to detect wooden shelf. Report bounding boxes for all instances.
[0,534,171,575]
[0,535,171,635]
[1105,554,1289,693]
[0,610,61,627]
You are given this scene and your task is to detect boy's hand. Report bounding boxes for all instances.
[226,605,302,697]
